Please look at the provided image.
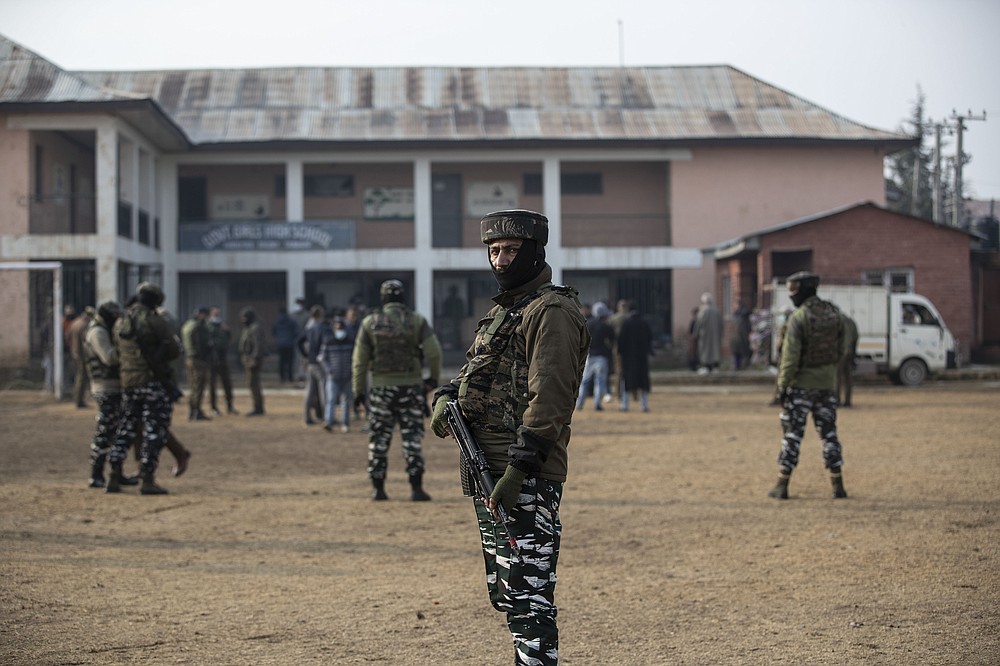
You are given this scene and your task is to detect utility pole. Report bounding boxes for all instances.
[950,109,987,227]
[932,122,943,223]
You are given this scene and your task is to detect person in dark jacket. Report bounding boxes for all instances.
[617,302,653,412]
[320,314,355,432]
[297,305,327,425]
[272,306,299,383]
[576,300,615,411]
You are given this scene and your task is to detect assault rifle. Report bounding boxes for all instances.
[444,400,521,559]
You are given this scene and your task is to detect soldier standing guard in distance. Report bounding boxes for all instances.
[768,271,849,500]
[180,306,213,421]
[352,279,442,501]
[431,209,590,666]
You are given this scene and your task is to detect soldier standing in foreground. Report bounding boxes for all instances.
[431,210,589,666]
[768,271,848,500]
[352,280,442,501]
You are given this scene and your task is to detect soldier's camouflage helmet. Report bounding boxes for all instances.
[136,281,165,307]
[480,209,549,246]
[380,279,404,301]
[786,271,820,292]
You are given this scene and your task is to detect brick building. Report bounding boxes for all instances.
[712,202,978,359]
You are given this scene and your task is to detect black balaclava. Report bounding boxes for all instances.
[789,284,816,307]
[492,238,546,291]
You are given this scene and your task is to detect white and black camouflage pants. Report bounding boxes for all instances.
[777,387,844,472]
[474,476,563,666]
[366,384,425,480]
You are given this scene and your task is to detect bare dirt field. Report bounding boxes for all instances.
[1,380,998,665]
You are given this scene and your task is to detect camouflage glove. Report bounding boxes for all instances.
[490,465,527,513]
[353,394,366,413]
[430,397,450,438]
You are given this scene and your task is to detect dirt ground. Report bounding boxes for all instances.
[1,380,998,665]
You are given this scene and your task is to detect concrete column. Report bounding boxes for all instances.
[543,157,562,284]
[286,159,304,222]
[413,158,434,322]
[285,159,305,309]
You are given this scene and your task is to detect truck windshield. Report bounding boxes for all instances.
[902,303,939,326]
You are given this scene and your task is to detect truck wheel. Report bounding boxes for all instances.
[897,358,928,386]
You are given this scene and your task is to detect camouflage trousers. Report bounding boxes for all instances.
[91,392,123,468]
[366,384,426,480]
[474,477,563,666]
[110,383,174,477]
[777,387,843,472]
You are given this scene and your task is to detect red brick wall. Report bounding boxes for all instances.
[755,205,974,353]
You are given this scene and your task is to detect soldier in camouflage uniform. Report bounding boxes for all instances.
[180,305,213,421]
[768,271,849,500]
[352,280,442,501]
[430,209,590,666]
[108,283,180,495]
[82,300,131,489]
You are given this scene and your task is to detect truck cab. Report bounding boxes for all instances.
[888,294,956,385]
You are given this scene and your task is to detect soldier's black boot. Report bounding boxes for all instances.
[830,467,848,499]
[409,473,432,502]
[105,468,122,493]
[371,477,388,501]
[88,455,106,489]
[140,472,169,495]
[768,470,791,500]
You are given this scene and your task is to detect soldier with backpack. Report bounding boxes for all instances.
[351,280,442,501]
[767,271,849,500]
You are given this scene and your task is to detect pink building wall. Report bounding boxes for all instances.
[671,145,888,339]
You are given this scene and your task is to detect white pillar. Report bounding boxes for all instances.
[413,158,434,321]
[286,159,304,222]
[159,158,179,314]
[543,157,562,284]
[285,159,305,308]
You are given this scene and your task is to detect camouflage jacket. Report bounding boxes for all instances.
[437,265,590,482]
[83,318,120,394]
[113,303,180,390]
[351,302,442,396]
[778,295,846,391]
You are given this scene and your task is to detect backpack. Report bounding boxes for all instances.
[801,298,842,367]
[369,306,419,375]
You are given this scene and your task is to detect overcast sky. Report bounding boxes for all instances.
[3,0,998,204]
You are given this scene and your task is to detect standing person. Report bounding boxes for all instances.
[767,271,848,500]
[352,279,442,502]
[297,305,328,426]
[272,306,299,383]
[617,302,653,412]
[606,299,629,400]
[430,209,589,666]
[207,306,238,415]
[694,292,723,374]
[686,307,700,371]
[239,307,266,417]
[576,301,615,411]
[838,313,859,407]
[730,299,753,370]
[67,306,94,407]
[291,297,310,383]
[319,315,355,432]
[61,304,76,394]
[82,300,125,488]
[180,306,213,421]
[108,283,180,495]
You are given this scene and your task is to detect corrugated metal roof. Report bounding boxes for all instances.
[0,33,910,149]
